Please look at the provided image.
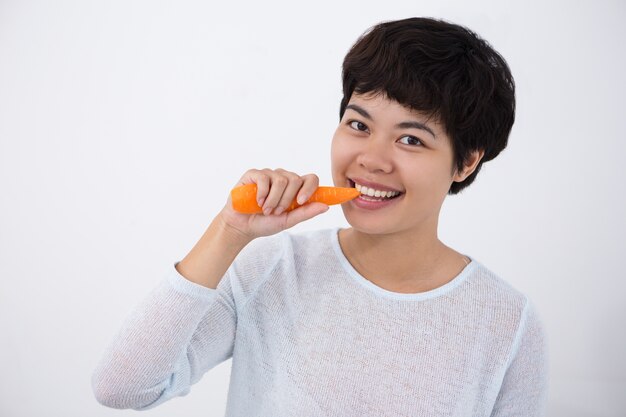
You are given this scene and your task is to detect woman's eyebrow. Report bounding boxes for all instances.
[346,104,374,120]
[345,104,436,140]
[396,121,436,140]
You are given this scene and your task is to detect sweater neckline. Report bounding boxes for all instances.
[329,227,477,301]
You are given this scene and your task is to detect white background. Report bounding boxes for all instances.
[1,0,624,416]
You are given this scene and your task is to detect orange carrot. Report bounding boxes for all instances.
[231,183,360,214]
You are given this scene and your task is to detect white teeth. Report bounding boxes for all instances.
[353,182,400,199]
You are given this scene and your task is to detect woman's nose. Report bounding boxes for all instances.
[356,138,393,173]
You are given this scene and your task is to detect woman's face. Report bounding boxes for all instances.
[331,92,466,237]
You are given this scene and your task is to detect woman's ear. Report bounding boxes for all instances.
[453,149,485,182]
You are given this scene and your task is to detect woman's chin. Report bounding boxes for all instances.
[342,214,397,236]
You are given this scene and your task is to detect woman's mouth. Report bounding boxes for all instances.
[348,178,404,208]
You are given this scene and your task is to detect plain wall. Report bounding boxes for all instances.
[1,0,624,416]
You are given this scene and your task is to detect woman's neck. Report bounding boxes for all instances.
[338,227,466,293]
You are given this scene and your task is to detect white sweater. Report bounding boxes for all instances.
[92,228,549,416]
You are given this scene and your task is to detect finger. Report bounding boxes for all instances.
[283,202,329,228]
[251,171,271,208]
[235,168,264,187]
[262,174,289,215]
[274,174,304,215]
[296,173,320,205]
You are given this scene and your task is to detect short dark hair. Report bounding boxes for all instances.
[340,17,515,195]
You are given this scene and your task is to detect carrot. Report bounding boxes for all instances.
[231,183,360,214]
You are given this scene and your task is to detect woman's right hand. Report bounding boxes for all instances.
[218,168,329,241]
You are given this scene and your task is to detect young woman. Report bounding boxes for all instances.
[93,17,548,416]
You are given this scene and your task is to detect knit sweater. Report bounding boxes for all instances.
[92,228,549,416]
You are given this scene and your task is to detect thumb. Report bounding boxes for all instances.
[283,203,329,229]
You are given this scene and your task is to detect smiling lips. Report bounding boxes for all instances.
[350,178,403,200]
[355,182,401,199]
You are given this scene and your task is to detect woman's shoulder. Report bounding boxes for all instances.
[460,261,548,344]
[226,228,334,305]
[233,228,334,270]
[464,260,531,313]
[241,227,332,251]
[287,227,337,247]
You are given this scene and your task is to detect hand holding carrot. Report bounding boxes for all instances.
[231,184,359,214]
[219,168,332,241]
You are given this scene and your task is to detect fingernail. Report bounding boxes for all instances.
[258,198,265,207]
[297,195,306,205]
[263,207,272,215]
[274,207,284,215]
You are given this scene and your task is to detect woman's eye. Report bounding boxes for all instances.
[349,121,369,132]
[398,135,423,146]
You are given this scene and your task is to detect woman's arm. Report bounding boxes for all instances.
[91,244,241,409]
[91,169,327,410]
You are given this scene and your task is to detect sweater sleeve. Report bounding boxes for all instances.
[490,298,550,417]
[91,262,238,410]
